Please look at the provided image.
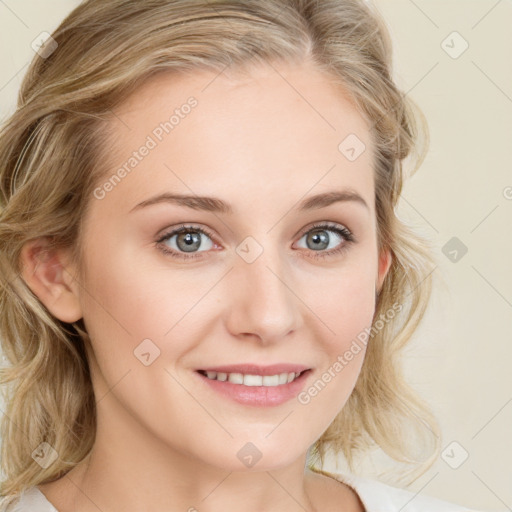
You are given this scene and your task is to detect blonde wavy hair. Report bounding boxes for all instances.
[0,0,441,505]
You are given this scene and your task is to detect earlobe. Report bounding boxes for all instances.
[19,238,83,323]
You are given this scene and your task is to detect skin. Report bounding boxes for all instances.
[21,59,391,512]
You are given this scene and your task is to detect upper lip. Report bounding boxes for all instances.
[197,364,311,376]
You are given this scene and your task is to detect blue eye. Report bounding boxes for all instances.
[295,223,354,260]
[157,224,216,260]
[156,222,355,261]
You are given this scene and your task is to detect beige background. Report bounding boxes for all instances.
[0,1,510,511]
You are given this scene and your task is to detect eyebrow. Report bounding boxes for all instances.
[129,189,369,214]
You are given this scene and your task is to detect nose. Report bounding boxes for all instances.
[224,246,303,345]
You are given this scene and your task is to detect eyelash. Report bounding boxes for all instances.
[156,222,355,261]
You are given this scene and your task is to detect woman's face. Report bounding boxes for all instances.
[69,60,391,471]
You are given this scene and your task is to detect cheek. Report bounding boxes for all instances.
[298,257,377,399]
[306,259,377,344]
[80,240,195,339]
[78,247,203,426]
[332,275,375,341]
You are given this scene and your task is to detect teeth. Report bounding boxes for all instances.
[262,375,278,386]
[228,373,243,384]
[202,371,302,386]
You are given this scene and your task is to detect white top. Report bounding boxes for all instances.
[2,469,481,512]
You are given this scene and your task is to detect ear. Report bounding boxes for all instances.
[19,237,83,323]
[376,246,392,294]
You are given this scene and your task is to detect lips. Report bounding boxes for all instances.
[195,364,312,407]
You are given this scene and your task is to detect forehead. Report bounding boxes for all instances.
[95,60,375,216]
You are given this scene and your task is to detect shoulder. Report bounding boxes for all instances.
[316,469,481,512]
[0,487,58,512]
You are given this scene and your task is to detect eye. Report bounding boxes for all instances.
[295,222,354,260]
[156,224,217,260]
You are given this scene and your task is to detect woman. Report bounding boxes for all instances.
[0,0,479,510]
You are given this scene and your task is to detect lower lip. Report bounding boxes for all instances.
[196,370,311,407]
